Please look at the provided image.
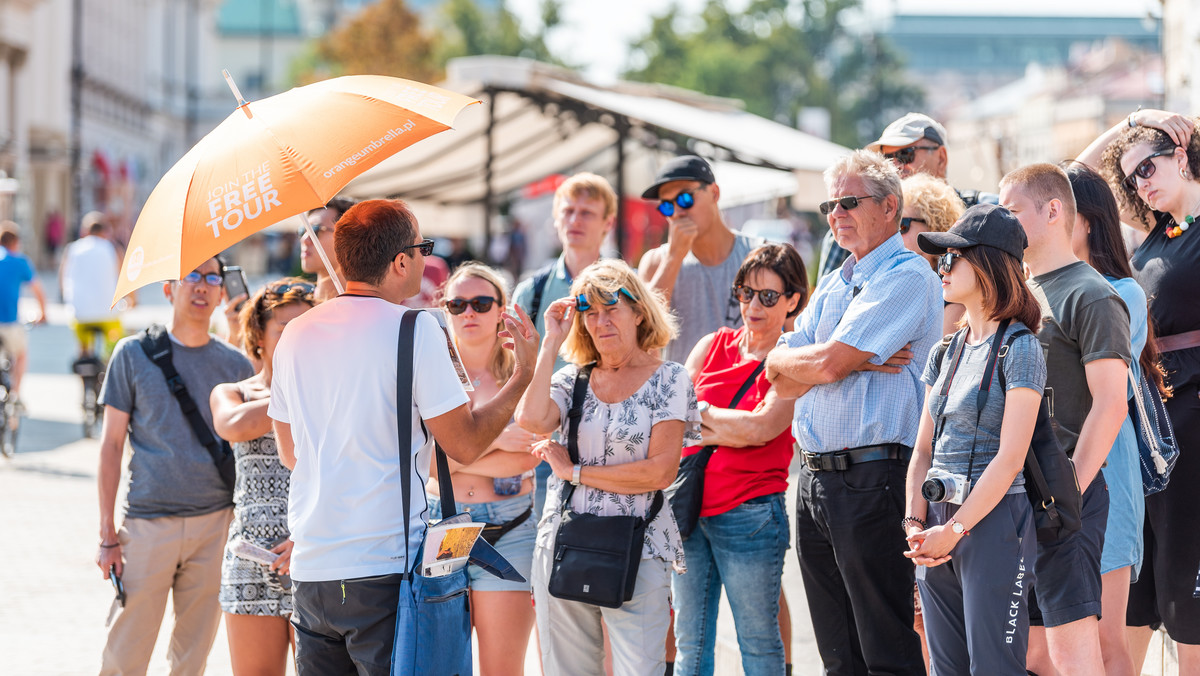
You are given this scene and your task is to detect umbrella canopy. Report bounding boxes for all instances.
[114,75,479,302]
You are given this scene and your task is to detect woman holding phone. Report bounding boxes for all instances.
[903,205,1046,674]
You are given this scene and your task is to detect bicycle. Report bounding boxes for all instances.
[72,323,116,439]
[0,338,21,458]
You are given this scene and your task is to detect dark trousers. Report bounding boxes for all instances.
[795,459,926,676]
[292,574,406,676]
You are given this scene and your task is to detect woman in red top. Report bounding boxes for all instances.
[674,244,808,676]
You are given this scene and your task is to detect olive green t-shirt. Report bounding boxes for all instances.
[1026,261,1131,456]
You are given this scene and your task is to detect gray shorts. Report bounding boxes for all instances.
[1029,474,1108,627]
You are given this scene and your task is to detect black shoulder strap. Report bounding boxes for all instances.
[727,361,767,410]
[137,324,228,470]
[996,327,1034,393]
[565,363,595,466]
[398,309,459,572]
[528,264,556,324]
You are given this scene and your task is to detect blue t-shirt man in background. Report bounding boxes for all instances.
[0,224,48,399]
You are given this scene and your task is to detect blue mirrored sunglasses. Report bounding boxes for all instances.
[575,288,638,312]
[181,271,224,287]
[657,190,696,217]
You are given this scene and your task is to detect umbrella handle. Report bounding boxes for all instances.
[223,69,249,110]
[298,215,344,295]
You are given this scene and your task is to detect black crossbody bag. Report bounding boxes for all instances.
[665,360,765,540]
[548,364,663,608]
[138,324,236,492]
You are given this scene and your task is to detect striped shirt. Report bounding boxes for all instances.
[779,233,943,453]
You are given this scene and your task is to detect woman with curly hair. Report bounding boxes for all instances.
[210,277,316,676]
[1077,109,1200,671]
[901,173,968,337]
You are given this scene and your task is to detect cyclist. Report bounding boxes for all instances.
[0,223,47,400]
[60,212,123,360]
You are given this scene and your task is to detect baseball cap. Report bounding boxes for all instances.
[641,155,716,199]
[867,113,947,152]
[918,204,1028,261]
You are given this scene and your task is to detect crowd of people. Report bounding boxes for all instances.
[87,106,1200,676]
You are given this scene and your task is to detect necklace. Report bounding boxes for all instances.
[1168,215,1194,239]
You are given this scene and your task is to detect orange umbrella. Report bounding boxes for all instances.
[114,74,479,302]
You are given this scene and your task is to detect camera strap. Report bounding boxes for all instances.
[934,319,1012,486]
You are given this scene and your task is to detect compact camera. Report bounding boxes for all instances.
[921,468,970,505]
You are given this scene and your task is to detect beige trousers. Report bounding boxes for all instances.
[100,507,234,676]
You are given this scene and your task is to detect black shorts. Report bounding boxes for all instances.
[293,573,405,675]
[1028,474,1108,628]
[1127,383,1200,643]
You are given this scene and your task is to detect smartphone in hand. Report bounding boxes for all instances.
[222,265,249,311]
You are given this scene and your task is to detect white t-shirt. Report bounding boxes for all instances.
[61,236,119,321]
[268,296,469,582]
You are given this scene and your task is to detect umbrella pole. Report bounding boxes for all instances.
[297,214,344,295]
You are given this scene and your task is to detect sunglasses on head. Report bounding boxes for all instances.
[575,288,638,312]
[657,190,697,217]
[180,271,223,287]
[444,296,497,315]
[883,145,940,165]
[1122,150,1176,192]
[899,216,927,234]
[400,239,435,257]
[297,225,334,238]
[818,195,873,215]
[732,285,787,307]
[265,282,315,297]
[937,252,963,276]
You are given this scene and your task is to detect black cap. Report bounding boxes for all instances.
[641,155,716,199]
[918,204,1028,261]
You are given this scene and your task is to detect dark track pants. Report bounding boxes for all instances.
[919,493,1037,676]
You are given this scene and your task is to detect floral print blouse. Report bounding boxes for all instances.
[538,361,702,572]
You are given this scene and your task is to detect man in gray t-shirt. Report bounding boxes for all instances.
[637,155,763,364]
[95,256,253,676]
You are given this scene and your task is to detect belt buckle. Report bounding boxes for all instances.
[802,451,823,472]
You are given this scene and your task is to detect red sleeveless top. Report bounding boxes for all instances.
[685,326,794,517]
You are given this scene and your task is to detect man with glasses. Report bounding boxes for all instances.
[638,155,763,364]
[766,150,941,676]
[301,197,356,301]
[95,255,254,675]
[269,199,539,673]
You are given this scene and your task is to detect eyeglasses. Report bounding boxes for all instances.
[883,145,940,165]
[444,296,497,315]
[575,288,638,312]
[899,216,927,234]
[297,225,334,238]
[400,239,435,257]
[1122,150,1176,192]
[818,195,873,215]
[265,282,315,297]
[732,285,787,307]
[180,271,223,287]
[937,252,963,276]
[657,190,697,217]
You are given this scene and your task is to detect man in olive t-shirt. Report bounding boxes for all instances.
[1000,164,1131,676]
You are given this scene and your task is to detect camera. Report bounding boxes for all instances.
[921,468,970,505]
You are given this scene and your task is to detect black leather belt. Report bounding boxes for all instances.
[797,443,912,472]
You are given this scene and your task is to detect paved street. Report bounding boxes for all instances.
[0,284,1179,674]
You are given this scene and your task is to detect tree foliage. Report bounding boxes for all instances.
[436,0,565,65]
[624,0,924,147]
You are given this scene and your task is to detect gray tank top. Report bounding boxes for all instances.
[665,232,763,364]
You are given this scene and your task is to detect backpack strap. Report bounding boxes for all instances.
[528,263,557,325]
[995,327,1034,393]
[137,324,231,484]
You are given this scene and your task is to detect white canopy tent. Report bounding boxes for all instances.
[344,56,847,242]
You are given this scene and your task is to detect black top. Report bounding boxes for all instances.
[1130,212,1200,387]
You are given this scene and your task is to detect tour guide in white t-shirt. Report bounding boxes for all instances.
[268,199,539,674]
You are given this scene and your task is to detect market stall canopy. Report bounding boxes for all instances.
[344,56,848,237]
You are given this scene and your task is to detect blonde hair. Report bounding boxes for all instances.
[901,174,964,233]
[442,262,514,385]
[240,277,317,359]
[561,260,677,365]
[553,172,618,221]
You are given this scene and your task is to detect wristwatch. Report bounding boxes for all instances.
[948,518,969,536]
[697,401,711,415]
[571,464,582,486]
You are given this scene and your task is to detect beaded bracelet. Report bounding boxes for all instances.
[900,516,927,531]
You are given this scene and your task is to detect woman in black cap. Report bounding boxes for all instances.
[902,204,1047,674]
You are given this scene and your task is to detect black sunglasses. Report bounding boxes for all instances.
[883,145,940,165]
[657,190,697,217]
[444,296,497,315]
[576,288,638,312]
[732,285,787,307]
[297,225,334,238]
[400,239,435,257]
[899,216,927,235]
[819,195,873,215]
[266,282,315,297]
[180,271,224,287]
[1122,150,1176,192]
[937,252,963,276]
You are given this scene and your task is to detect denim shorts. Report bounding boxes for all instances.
[429,492,535,593]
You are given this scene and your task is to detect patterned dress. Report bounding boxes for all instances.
[219,432,293,616]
